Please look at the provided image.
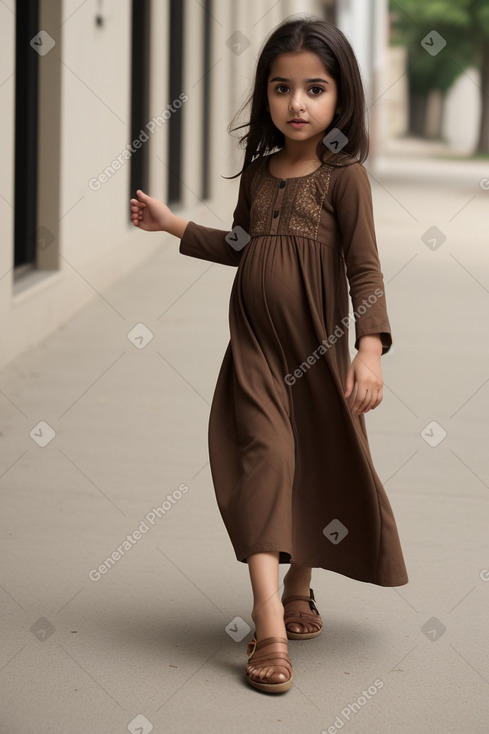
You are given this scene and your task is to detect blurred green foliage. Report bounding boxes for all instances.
[390,0,489,94]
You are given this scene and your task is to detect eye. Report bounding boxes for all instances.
[309,86,324,96]
[274,84,289,94]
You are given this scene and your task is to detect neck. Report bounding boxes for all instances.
[281,134,324,163]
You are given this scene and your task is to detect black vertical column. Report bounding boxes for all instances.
[130,0,150,201]
[167,0,184,205]
[201,0,211,201]
[14,0,39,267]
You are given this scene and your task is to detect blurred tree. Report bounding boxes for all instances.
[390,0,489,153]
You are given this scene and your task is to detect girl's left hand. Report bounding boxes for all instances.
[344,351,384,415]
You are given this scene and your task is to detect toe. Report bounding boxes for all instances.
[287,623,303,633]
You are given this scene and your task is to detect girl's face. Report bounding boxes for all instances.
[267,51,338,150]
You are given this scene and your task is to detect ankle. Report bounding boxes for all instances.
[251,598,284,622]
[251,603,287,641]
[282,578,311,594]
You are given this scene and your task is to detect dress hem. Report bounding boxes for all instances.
[235,544,408,587]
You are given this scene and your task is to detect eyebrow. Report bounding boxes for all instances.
[269,76,330,84]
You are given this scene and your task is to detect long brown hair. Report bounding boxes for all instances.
[226,15,369,178]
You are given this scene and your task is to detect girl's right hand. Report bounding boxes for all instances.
[130,190,172,232]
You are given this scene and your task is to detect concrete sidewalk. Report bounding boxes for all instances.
[1,142,489,733]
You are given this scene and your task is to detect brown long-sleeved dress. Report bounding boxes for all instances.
[179,152,408,586]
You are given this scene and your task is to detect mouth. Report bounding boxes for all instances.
[287,119,308,129]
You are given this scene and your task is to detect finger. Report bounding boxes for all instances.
[358,392,377,413]
[353,390,370,413]
[344,369,355,398]
[130,202,146,212]
[369,388,382,410]
[364,389,382,413]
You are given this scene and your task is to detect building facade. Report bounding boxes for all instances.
[0,0,386,368]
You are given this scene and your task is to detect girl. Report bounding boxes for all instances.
[130,16,408,695]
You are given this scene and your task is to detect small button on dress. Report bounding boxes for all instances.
[178,151,409,587]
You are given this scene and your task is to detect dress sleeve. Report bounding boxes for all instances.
[331,162,393,355]
[178,162,253,267]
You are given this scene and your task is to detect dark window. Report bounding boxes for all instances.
[14,0,39,268]
[201,0,212,200]
[129,0,151,202]
[167,0,184,204]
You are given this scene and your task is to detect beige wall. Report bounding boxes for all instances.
[1,0,366,368]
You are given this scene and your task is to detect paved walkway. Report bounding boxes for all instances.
[1,140,489,733]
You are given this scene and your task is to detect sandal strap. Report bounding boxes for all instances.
[248,652,292,666]
[284,610,321,622]
[282,587,320,615]
[253,636,288,651]
[247,649,292,674]
[246,636,290,661]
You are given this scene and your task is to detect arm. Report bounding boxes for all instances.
[357,333,383,355]
[129,162,254,266]
[331,162,392,356]
[331,163,391,413]
[344,333,384,414]
[130,190,188,235]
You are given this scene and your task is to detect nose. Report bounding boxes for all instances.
[289,91,306,113]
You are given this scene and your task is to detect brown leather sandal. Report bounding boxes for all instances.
[245,635,293,693]
[282,587,323,640]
